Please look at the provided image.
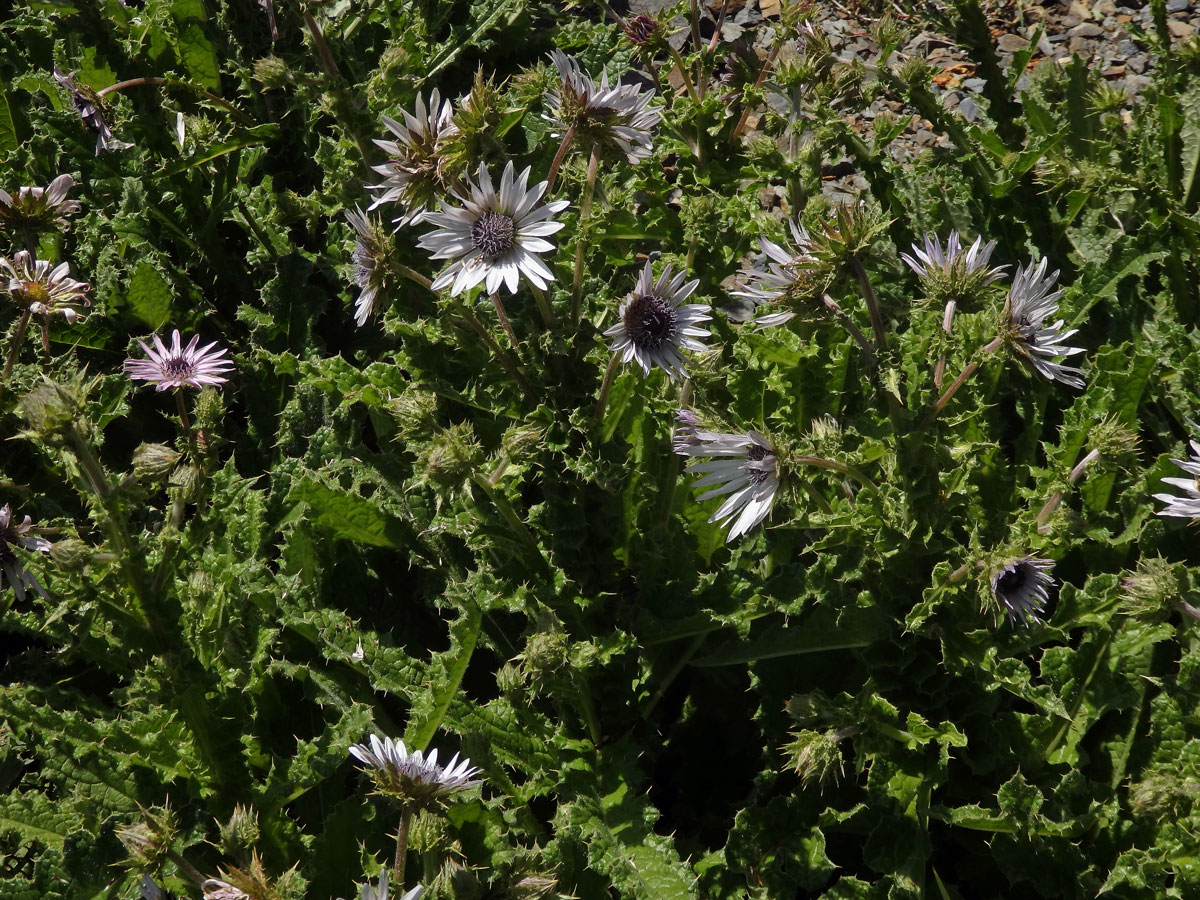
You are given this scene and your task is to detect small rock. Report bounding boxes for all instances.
[1126,55,1148,73]
[1068,36,1093,53]
[958,97,980,121]
[1061,15,1081,27]
[1102,64,1126,77]
[721,21,744,40]
[1124,73,1152,93]
[1094,0,1116,15]
[963,77,986,93]
[1167,0,1189,12]
[1070,22,1105,37]
[1169,18,1196,37]
[915,128,937,146]
[997,33,1029,52]
[1069,0,1090,18]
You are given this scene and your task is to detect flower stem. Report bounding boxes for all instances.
[392,262,434,291]
[668,45,701,104]
[822,293,874,363]
[175,390,201,463]
[1035,448,1100,531]
[529,283,557,330]
[96,76,256,127]
[2,309,32,383]
[301,9,375,167]
[730,40,782,143]
[655,379,693,527]
[920,335,1002,429]
[470,474,551,575]
[934,300,957,390]
[489,293,520,348]
[688,0,705,98]
[393,805,413,888]
[849,254,888,353]
[792,454,881,494]
[594,352,622,421]
[452,301,532,392]
[570,148,600,327]
[546,123,577,191]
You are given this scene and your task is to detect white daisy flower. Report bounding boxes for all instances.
[546,51,661,164]
[1154,436,1200,518]
[0,174,82,234]
[341,868,423,900]
[367,90,457,228]
[604,262,709,380]
[123,330,235,391]
[418,161,568,296]
[732,218,821,329]
[0,504,51,601]
[1004,258,1085,389]
[679,429,780,542]
[349,734,482,806]
[991,556,1055,627]
[1,251,90,323]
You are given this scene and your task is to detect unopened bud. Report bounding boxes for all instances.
[132,443,182,481]
[421,423,483,492]
[782,730,844,789]
[50,537,91,572]
[218,804,260,857]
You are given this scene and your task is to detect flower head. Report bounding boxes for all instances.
[341,869,424,900]
[52,66,131,154]
[1,504,51,601]
[1003,258,1085,389]
[0,174,81,234]
[0,251,90,323]
[990,556,1055,627]
[546,51,661,164]
[367,90,458,228]
[604,262,709,380]
[124,330,235,391]
[345,206,391,326]
[622,13,660,46]
[679,428,780,542]
[1154,436,1200,518]
[349,734,482,807]
[672,409,702,455]
[733,218,823,329]
[900,230,1007,301]
[418,161,568,296]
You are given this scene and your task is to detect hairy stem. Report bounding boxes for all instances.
[529,283,558,330]
[175,390,201,464]
[668,45,701,104]
[453,302,532,392]
[571,148,600,327]
[849,254,888,352]
[97,76,256,127]
[1035,448,1100,531]
[490,293,520,348]
[822,293,875,363]
[546,123,577,191]
[934,299,957,390]
[393,805,413,888]
[921,335,1003,429]
[730,40,782,143]
[594,352,622,421]
[3,310,32,383]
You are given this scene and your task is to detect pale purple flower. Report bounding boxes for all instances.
[1155,437,1200,519]
[733,217,820,329]
[418,162,567,296]
[367,90,458,228]
[1005,258,1085,389]
[680,430,780,542]
[604,262,709,380]
[0,251,90,323]
[991,556,1055,627]
[350,734,481,805]
[52,66,131,154]
[124,330,234,391]
[900,230,1007,292]
[1,504,51,601]
[546,51,660,163]
[0,174,81,233]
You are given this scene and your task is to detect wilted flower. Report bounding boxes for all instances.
[418,161,568,296]
[1154,435,1200,518]
[604,262,709,380]
[733,218,822,328]
[0,504,51,601]
[201,880,248,900]
[1002,259,1085,389]
[0,251,90,324]
[900,230,1007,300]
[52,66,131,154]
[622,13,660,46]
[345,206,390,326]
[672,409,702,454]
[679,429,780,542]
[124,330,235,391]
[990,556,1055,626]
[0,174,81,234]
[546,51,661,164]
[367,90,458,228]
[349,734,482,806]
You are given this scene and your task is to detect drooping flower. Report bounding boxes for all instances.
[345,206,390,327]
[0,251,90,323]
[1154,436,1200,519]
[546,51,661,164]
[990,556,1055,627]
[900,230,1007,301]
[1,504,51,601]
[418,161,568,296]
[124,330,235,391]
[52,66,131,154]
[367,90,458,228]
[679,429,780,542]
[732,218,822,329]
[0,174,82,234]
[349,734,482,806]
[604,262,709,380]
[1002,258,1085,389]
[672,409,702,455]
[341,868,424,900]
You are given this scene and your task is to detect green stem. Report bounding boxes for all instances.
[470,474,551,575]
[668,45,700,104]
[730,40,782,143]
[595,352,622,421]
[642,633,705,719]
[452,301,532,392]
[301,9,375,167]
[233,194,278,260]
[393,805,413,888]
[920,335,1002,429]
[656,379,693,527]
[570,148,600,327]
[3,309,32,383]
[97,76,256,127]
[529,283,557,330]
[822,293,874,363]
[849,254,888,352]
[687,0,704,97]
[490,293,519,348]
[792,455,880,495]
[175,390,201,463]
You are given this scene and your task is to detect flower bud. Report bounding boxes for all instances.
[388,388,439,441]
[1129,771,1200,821]
[132,443,182,482]
[252,57,292,90]
[218,804,260,857]
[409,809,451,854]
[782,730,844,789]
[50,538,91,572]
[420,423,483,492]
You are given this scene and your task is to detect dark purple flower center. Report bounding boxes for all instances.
[163,356,195,379]
[471,211,516,261]
[625,294,675,349]
[745,444,772,485]
[995,565,1028,595]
